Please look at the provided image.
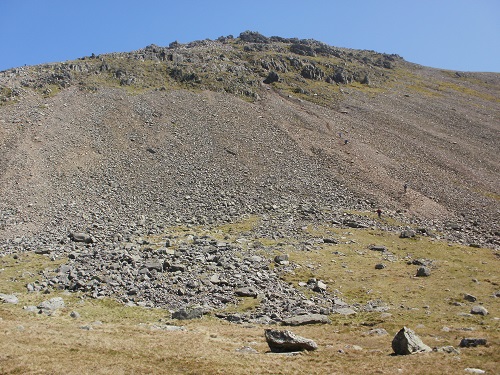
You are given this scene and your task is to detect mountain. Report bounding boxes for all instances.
[1,31,498,249]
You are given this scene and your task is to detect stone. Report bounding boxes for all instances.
[144,260,164,272]
[70,311,80,319]
[332,307,357,315]
[171,307,203,320]
[274,254,289,265]
[282,314,330,326]
[235,287,258,297]
[312,280,327,292]
[345,221,368,229]
[69,232,94,244]
[416,266,431,277]
[464,293,477,302]
[235,346,258,354]
[0,293,19,304]
[375,263,386,269]
[459,338,487,347]
[433,346,460,354]
[369,245,387,252]
[400,230,416,238]
[464,368,485,374]
[37,297,65,314]
[265,329,318,352]
[263,71,280,84]
[391,327,431,355]
[470,305,488,316]
[365,328,388,336]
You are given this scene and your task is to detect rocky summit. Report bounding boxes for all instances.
[0,31,499,319]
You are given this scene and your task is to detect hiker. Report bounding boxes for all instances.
[344,139,349,145]
[376,208,382,218]
[404,183,408,193]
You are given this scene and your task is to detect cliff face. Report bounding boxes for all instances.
[0,32,499,248]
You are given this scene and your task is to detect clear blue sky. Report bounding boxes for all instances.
[1,0,499,72]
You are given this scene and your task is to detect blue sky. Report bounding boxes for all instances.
[1,0,499,72]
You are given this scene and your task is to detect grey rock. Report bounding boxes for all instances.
[263,71,280,84]
[345,221,368,229]
[235,287,258,297]
[375,263,386,269]
[464,293,477,302]
[70,311,80,319]
[235,346,258,354]
[400,230,416,238]
[265,329,318,352]
[470,305,488,316]
[282,314,330,326]
[23,305,38,313]
[332,307,357,315]
[312,280,327,292]
[38,297,65,314]
[416,266,431,277]
[145,260,164,272]
[369,245,387,252]
[433,346,460,354]
[0,293,19,304]
[150,324,186,331]
[171,307,203,320]
[274,254,289,265]
[365,328,388,336]
[391,327,431,355]
[464,368,485,374]
[459,338,487,347]
[69,232,94,244]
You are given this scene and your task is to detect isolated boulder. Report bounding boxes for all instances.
[391,327,431,355]
[265,329,318,352]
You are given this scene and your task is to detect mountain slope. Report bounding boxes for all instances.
[0,32,499,249]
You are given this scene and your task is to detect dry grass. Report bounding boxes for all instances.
[1,219,499,374]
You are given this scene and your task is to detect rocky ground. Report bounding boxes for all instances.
[0,32,499,319]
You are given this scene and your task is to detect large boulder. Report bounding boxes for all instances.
[265,329,318,352]
[391,327,431,355]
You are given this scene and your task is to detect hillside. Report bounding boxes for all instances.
[0,31,499,374]
[1,31,498,248]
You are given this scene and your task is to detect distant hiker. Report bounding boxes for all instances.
[344,139,349,145]
[339,132,342,138]
[376,208,382,218]
[404,183,408,193]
